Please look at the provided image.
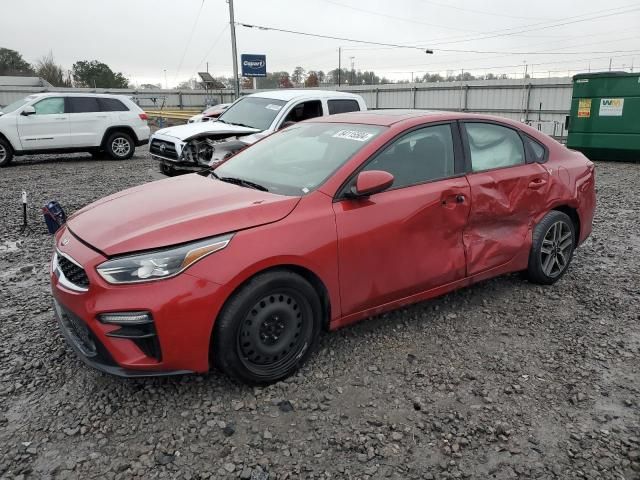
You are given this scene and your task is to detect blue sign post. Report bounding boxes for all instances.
[241,54,267,77]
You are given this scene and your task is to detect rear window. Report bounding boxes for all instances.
[525,136,547,163]
[328,99,360,115]
[98,98,129,112]
[67,97,100,113]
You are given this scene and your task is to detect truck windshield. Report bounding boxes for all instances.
[217,97,286,131]
[213,122,385,196]
[0,96,34,114]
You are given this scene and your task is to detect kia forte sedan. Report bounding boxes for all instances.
[51,110,595,385]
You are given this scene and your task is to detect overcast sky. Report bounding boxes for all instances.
[2,0,639,86]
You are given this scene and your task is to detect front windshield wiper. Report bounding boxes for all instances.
[212,172,268,192]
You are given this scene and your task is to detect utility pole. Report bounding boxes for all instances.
[609,57,612,71]
[338,47,341,87]
[164,69,167,89]
[228,0,240,99]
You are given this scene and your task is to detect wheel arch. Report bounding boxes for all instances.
[551,205,580,245]
[101,126,138,147]
[0,131,17,151]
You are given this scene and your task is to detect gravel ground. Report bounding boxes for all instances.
[0,145,639,480]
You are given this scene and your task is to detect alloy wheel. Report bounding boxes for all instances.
[111,137,131,157]
[0,144,6,163]
[540,221,573,278]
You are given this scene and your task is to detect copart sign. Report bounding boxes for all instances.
[241,54,267,77]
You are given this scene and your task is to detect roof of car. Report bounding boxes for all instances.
[246,89,362,102]
[307,109,517,127]
[26,92,132,99]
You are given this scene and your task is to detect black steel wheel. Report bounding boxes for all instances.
[527,210,576,285]
[213,270,322,385]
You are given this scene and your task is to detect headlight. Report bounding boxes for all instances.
[96,234,233,284]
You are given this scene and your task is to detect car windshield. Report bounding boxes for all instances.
[213,122,385,196]
[217,97,287,130]
[0,96,35,114]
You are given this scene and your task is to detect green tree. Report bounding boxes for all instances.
[0,47,34,76]
[35,51,71,87]
[71,60,129,88]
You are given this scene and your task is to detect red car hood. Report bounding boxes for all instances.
[68,174,300,256]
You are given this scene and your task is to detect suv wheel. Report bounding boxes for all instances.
[0,138,14,167]
[105,132,135,160]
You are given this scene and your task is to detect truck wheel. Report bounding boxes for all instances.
[105,132,135,160]
[0,138,14,167]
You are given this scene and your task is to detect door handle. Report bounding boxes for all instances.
[441,194,466,206]
[528,178,547,188]
[55,117,66,120]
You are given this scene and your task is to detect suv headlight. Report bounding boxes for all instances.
[96,234,233,284]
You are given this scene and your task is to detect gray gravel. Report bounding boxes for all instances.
[0,146,639,480]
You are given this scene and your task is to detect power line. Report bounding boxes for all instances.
[237,22,640,57]
[194,23,229,72]
[236,22,434,52]
[417,0,552,21]
[174,0,206,83]
[320,0,479,34]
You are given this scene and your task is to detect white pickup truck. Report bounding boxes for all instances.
[149,89,367,175]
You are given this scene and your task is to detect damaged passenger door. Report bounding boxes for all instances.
[461,121,550,276]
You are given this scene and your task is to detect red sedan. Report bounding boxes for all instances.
[51,110,595,384]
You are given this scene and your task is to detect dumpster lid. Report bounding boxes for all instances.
[573,71,639,81]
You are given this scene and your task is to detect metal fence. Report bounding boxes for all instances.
[0,77,572,137]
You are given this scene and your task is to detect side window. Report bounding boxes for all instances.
[524,135,547,163]
[98,98,129,112]
[282,100,323,124]
[33,97,64,115]
[465,123,525,172]
[328,99,360,115]
[67,97,100,113]
[362,124,455,189]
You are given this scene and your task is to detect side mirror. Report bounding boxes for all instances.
[279,121,296,130]
[349,170,394,198]
[21,106,36,116]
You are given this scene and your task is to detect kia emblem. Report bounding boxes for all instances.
[61,237,70,246]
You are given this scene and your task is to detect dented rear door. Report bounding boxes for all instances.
[461,121,550,276]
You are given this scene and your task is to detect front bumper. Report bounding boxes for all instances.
[51,228,227,376]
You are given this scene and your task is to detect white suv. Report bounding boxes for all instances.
[0,93,150,167]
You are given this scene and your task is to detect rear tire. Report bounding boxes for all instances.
[0,138,14,167]
[213,270,322,386]
[105,132,135,160]
[527,211,575,285]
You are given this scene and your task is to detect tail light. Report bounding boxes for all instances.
[139,112,149,121]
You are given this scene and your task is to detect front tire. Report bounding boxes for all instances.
[0,138,14,167]
[159,162,177,176]
[527,211,576,285]
[213,270,322,385]
[105,132,135,160]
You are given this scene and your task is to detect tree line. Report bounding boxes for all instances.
[0,47,129,88]
[2,46,527,91]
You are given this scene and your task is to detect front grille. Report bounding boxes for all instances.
[57,255,90,288]
[150,139,178,160]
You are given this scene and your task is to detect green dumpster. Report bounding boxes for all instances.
[566,71,640,161]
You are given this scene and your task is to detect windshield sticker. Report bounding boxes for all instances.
[332,130,375,142]
[265,104,283,111]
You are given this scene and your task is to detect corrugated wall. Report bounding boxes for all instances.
[0,78,572,137]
